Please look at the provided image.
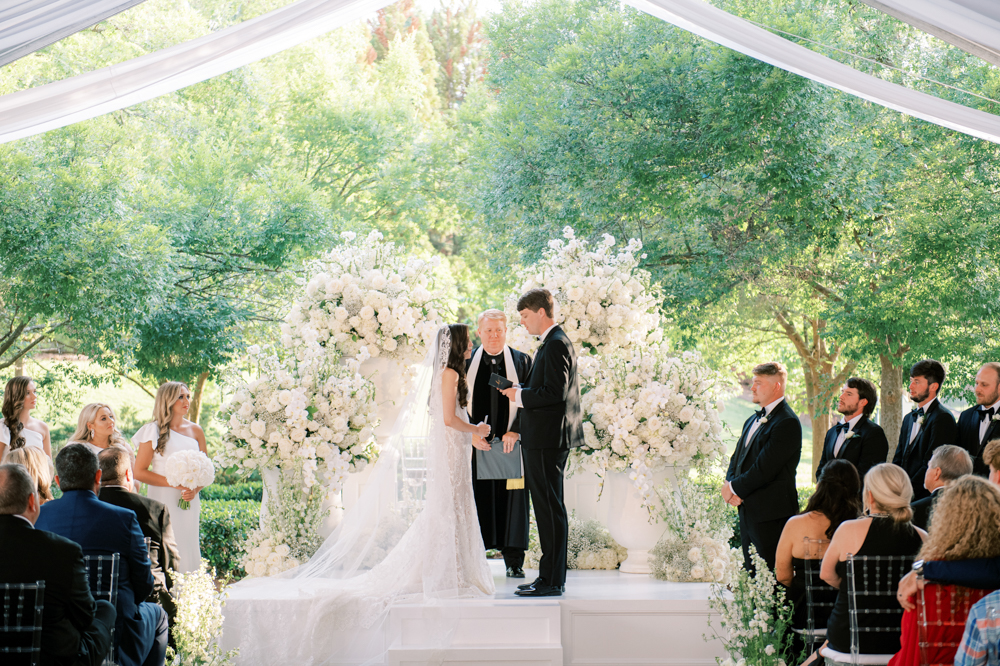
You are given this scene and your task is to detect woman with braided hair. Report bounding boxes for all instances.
[0,376,51,461]
[133,381,207,573]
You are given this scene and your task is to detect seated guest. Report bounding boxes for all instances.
[820,463,925,657]
[0,463,115,666]
[776,460,861,656]
[4,444,55,503]
[36,444,168,666]
[98,447,179,626]
[955,588,1000,666]
[889,475,1000,666]
[816,378,889,483]
[911,445,973,530]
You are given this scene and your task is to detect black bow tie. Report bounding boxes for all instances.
[835,422,850,434]
[981,407,996,422]
[755,408,766,420]
[912,407,925,418]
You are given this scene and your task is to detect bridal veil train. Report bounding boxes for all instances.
[223,325,496,664]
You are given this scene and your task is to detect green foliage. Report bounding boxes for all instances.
[199,499,260,580]
[200,483,263,502]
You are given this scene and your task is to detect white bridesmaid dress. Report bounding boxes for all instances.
[132,422,202,573]
[0,422,45,455]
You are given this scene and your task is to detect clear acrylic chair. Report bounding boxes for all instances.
[83,553,120,666]
[917,582,988,666]
[0,581,45,666]
[980,596,1000,666]
[793,538,834,654]
[820,553,914,666]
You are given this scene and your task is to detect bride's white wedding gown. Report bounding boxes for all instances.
[224,376,495,664]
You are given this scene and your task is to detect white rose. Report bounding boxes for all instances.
[359,305,375,320]
[678,405,695,422]
[250,420,267,437]
[690,565,705,580]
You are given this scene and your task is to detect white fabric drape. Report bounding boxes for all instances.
[2,0,1000,145]
[0,0,394,145]
[0,0,149,68]
[861,0,1000,69]
[623,0,1000,144]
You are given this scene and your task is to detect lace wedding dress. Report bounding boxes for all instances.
[223,326,495,664]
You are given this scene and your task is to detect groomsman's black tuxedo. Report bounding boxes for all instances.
[99,485,180,623]
[956,404,1000,477]
[517,325,584,591]
[0,513,115,666]
[911,486,945,531]
[466,344,532,573]
[726,398,801,572]
[892,398,958,501]
[815,415,889,484]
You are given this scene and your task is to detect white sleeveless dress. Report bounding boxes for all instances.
[0,422,44,455]
[133,422,202,573]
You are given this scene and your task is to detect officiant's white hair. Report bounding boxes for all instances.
[477,309,507,327]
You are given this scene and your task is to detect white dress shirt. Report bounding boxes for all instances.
[13,514,33,528]
[909,397,938,445]
[832,413,864,458]
[514,324,558,409]
[980,399,1000,445]
[741,396,785,449]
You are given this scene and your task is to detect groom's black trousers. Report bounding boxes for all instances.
[524,448,569,587]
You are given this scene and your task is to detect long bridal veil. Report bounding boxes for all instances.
[224,325,493,664]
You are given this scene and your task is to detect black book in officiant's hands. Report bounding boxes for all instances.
[489,373,514,391]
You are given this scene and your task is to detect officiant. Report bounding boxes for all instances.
[467,309,533,578]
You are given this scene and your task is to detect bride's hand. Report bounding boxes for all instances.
[474,422,491,438]
[472,437,492,451]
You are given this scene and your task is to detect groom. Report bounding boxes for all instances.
[501,288,584,597]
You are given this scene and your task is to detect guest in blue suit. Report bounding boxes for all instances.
[37,444,168,666]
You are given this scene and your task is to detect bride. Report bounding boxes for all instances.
[224,324,496,663]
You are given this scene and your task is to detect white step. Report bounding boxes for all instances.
[388,645,563,666]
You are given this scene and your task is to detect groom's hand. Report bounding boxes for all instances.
[502,432,519,453]
[499,387,518,401]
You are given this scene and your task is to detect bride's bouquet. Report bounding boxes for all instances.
[164,450,216,509]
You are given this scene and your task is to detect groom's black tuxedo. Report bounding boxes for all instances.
[892,399,957,501]
[956,405,1000,477]
[726,398,801,571]
[815,416,888,484]
[518,325,584,589]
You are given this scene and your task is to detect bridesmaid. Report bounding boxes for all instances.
[133,382,207,573]
[67,403,138,491]
[0,376,52,461]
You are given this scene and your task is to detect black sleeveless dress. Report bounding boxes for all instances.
[826,517,922,654]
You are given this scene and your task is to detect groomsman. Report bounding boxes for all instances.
[956,362,1000,477]
[816,378,888,483]
[892,359,958,502]
[724,362,801,572]
[467,309,532,578]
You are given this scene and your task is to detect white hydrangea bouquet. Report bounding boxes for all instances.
[505,227,662,354]
[651,474,739,584]
[217,346,378,495]
[164,450,216,510]
[571,342,727,509]
[281,230,443,362]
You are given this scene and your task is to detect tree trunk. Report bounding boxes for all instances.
[13,356,24,376]
[880,354,905,462]
[189,371,210,424]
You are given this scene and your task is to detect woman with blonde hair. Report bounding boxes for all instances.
[67,403,137,491]
[819,463,925,658]
[0,376,51,460]
[133,382,207,572]
[888,475,1000,666]
[4,445,55,503]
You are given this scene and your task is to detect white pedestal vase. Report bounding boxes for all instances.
[259,466,341,538]
[601,466,681,574]
[360,356,410,445]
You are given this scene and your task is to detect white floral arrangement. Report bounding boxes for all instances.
[527,515,626,570]
[164,450,216,510]
[217,347,378,494]
[167,560,238,665]
[709,546,794,666]
[241,530,300,578]
[281,230,443,362]
[504,227,662,354]
[571,342,727,509]
[651,475,739,584]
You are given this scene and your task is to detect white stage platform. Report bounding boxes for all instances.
[223,560,728,666]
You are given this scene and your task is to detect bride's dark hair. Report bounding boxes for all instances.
[447,324,470,409]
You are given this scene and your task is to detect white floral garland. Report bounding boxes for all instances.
[505,227,662,353]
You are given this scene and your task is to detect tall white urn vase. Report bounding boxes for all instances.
[360,357,409,445]
[602,466,681,574]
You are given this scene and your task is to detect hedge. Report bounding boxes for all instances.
[200,482,263,502]
[199,499,260,580]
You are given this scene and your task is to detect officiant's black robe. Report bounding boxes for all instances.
[467,346,532,569]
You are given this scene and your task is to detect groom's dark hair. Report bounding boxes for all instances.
[517,289,554,318]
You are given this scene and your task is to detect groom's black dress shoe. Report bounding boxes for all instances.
[506,566,525,578]
[517,577,544,590]
[515,584,562,597]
